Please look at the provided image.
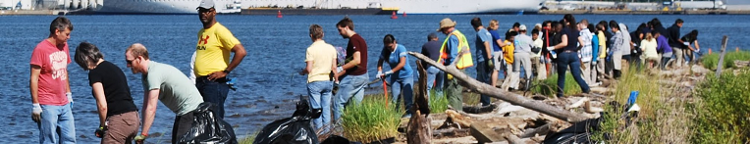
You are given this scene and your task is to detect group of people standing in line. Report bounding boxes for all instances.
[30,1,246,143]
[28,1,702,142]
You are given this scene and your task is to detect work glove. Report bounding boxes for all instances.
[546,46,555,51]
[31,103,42,123]
[378,70,393,78]
[377,71,383,78]
[95,126,107,138]
[487,60,494,69]
[66,92,73,108]
[336,66,344,73]
[134,134,147,144]
[683,42,690,46]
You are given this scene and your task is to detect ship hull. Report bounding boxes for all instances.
[241,8,395,15]
[92,0,542,14]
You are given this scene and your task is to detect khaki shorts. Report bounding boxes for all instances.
[492,51,503,71]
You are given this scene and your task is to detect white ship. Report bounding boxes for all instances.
[90,0,543,14]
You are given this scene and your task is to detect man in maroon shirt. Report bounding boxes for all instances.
[332,17,369,122]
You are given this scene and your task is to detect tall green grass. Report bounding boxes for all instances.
[701,51,750,70]
[691,69,750,143]
[341,95,401,143]
[596,65,694,143]
[532,73,582,96]
[428,90,449,113]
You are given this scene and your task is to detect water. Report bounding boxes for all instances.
[1,14,749,143]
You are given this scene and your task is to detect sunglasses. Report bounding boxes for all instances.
[126,58,136,65]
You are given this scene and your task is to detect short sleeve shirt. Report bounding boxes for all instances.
[195,22,241,77]
[143,61,204,116]
[475,29,493,62]
[29,40,70,106]
[89,61,138,116]
[380,44,413,80]
[502,40,515,64]
[345,34,368,76]
[305,40,337,83]
[489,30,503,52]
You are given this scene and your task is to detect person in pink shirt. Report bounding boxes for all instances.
[29,17,76,144]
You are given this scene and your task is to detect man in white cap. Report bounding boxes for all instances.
[437,18,473,111]
[194,0,247,119]
[512,24,534,90]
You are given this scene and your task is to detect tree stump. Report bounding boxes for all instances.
[406,61,431,144]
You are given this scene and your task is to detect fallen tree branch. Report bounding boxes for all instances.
[409,52,590,123]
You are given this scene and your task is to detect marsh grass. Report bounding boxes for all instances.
[531,73,582,97]
[701,51,750,70]
[596,65,695,143]
[341,95,402,143]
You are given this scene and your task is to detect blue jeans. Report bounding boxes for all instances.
[556,52,591,97]
[476,60,493,106]
[333,74,369,123]
[426,66,444,99]
[390,76,414,115]
[38,104,76,144]
[196,77,230,118]
[307,81,333,132]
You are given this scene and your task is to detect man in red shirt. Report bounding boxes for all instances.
[332,17,369,122]
[29,16,76,144]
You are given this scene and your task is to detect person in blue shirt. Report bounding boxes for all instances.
[472,17,494,106]
[377,34,415,118]
[488,19,504,90]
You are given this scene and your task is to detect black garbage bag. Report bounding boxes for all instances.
[254,97,320,144]
[543,114,604,144]
[178,103,238,144]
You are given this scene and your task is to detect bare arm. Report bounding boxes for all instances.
[377,56,384,72]
[140,89,160,136]
[65,73,71,93]
[342,51,361,70]
[227,44,247,72]
[391,57,407,72]
[331,57,338,82]
[30,65,41,104]
[497,39,508,47]
[694,40,700,51]
[300,61,313,75]
[483,41,492,59]
[92,82,108,127]
[552,34,569,50]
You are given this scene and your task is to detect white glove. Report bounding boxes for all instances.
[377,71,383,78]
[336,66,344,73]
[66,92,73,106]
[384,70,394,76]
[683,42,690,46]
[695,48,700,52]
[32,103,42,114]
[547,46,555,51]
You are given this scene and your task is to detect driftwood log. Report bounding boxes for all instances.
[406,61,431,144]
[408,52,590,123]
[736,60,750,68]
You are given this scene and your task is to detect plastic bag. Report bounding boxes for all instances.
[178,103,238,144]
[253,97,320,144]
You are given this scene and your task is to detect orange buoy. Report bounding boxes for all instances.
[737,47,740,52]
[709,48,712,55]
[390,11,397,19]
[277,10,282,18]
[402,12,406,17]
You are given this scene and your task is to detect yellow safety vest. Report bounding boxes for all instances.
[438,30,474,70]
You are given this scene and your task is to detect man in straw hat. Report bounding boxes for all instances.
[436,18,473,112]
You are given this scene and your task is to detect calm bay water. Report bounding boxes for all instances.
[1,14,749,143]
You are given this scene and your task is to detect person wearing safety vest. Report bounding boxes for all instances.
[436,18,473,112]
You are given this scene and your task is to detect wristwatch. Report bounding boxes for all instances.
[223,69,231,74]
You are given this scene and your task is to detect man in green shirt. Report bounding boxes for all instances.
[125,43,204,144]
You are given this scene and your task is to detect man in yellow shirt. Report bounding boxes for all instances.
[299,24,337,132]
[194,0,247,118]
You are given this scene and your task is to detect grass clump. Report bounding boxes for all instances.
[691,69,750,143]
[341,95,401,143]
[701,51,750,70]
[531,73,581,96]
[428,90,449,113]
[596,66,693,143]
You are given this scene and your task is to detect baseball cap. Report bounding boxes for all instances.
[198,0,215,9]
[519,25,527,31]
